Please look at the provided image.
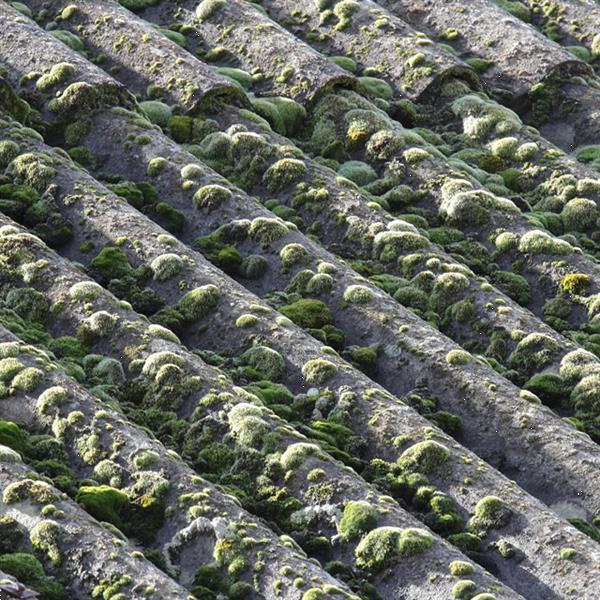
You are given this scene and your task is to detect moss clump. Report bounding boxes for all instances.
[492,0,531,20]
[0,516,24,553]
[181,164,204,181]
[150,253,183,281]
[142,351,184,377]
[452,580,477,599]
[69,281,104,302]
[0,420,29,454]
[446,349,472,366]
[280,243,308,268]
[11,367,44,392]
[76,485,129,529]
[518,230,573,255]
[357,77,394,100]
[49,29,84,52]
[132,450,160,469]
[177,284,219,321]
[280,299,332,328]
[64,120,90,147]
[0,357,24,383]
[301,590,325,600]
[397,441,450,474]
[248,217,288,247]
[59,4,78,19]
[567,517,600,543]
[37,387,69,417]
[241,346,286,381]
[302,359,337,384]
[576,144,600,165]
[338,501,379,541]
[9,2,32,17]
[350,346,378,376]
[156,202,185,233]
[337,161,377,186]
[0,182,72,247]
[117,0,158,10]
[90,246,132,281]
[355,527,433,571]
[228,582,253,599]
[138,100,172,128]
[560,273,591,295]
[84,311,118,338]
[0,552,66,599]
[488,136,519,159]
[468,496,511,533]
[493,271,530,305]
[280,442,322,469]
[236,314,258,328]
[508,333,560,372]
[147,157,168,177]
[228,404,269,449]
[193,563,224,593]
[0,445,21,463]
[0,140,20,169]
[560,547,576,560]
[245,380,293,406]
[215,67,252,90]
[251,96,307,137]
[448,532,482,554]
[263,159,307,193]
[8,153,56,193]
[333,0,359,29]
[449,560,475,576]
[561,198,598,232]
[5,287,49,323]
[329,55,357,72]
[193,184,232,211]
[168,115,196,143]
[30,520,62,566]
[523,373,568,406]
[44,81,103,115]
[307,273,334,295]
[343,285,374,305]
[35,63,75,92]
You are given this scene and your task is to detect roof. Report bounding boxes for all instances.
[0,0,600,599]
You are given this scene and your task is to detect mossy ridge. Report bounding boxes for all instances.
[83,1,600,592]
[0,226,516,600]
[34,59,584,454]
[0,157,572,600]
[9,0,600,426]
[0,457,191,599]
[1,12,600,592]
[0,331,362,599]
[0,278,436,596]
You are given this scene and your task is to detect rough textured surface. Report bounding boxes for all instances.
[136,0,354,105]
[0,446,194,599]
[1,0,600,598]
[377,0,591,96]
